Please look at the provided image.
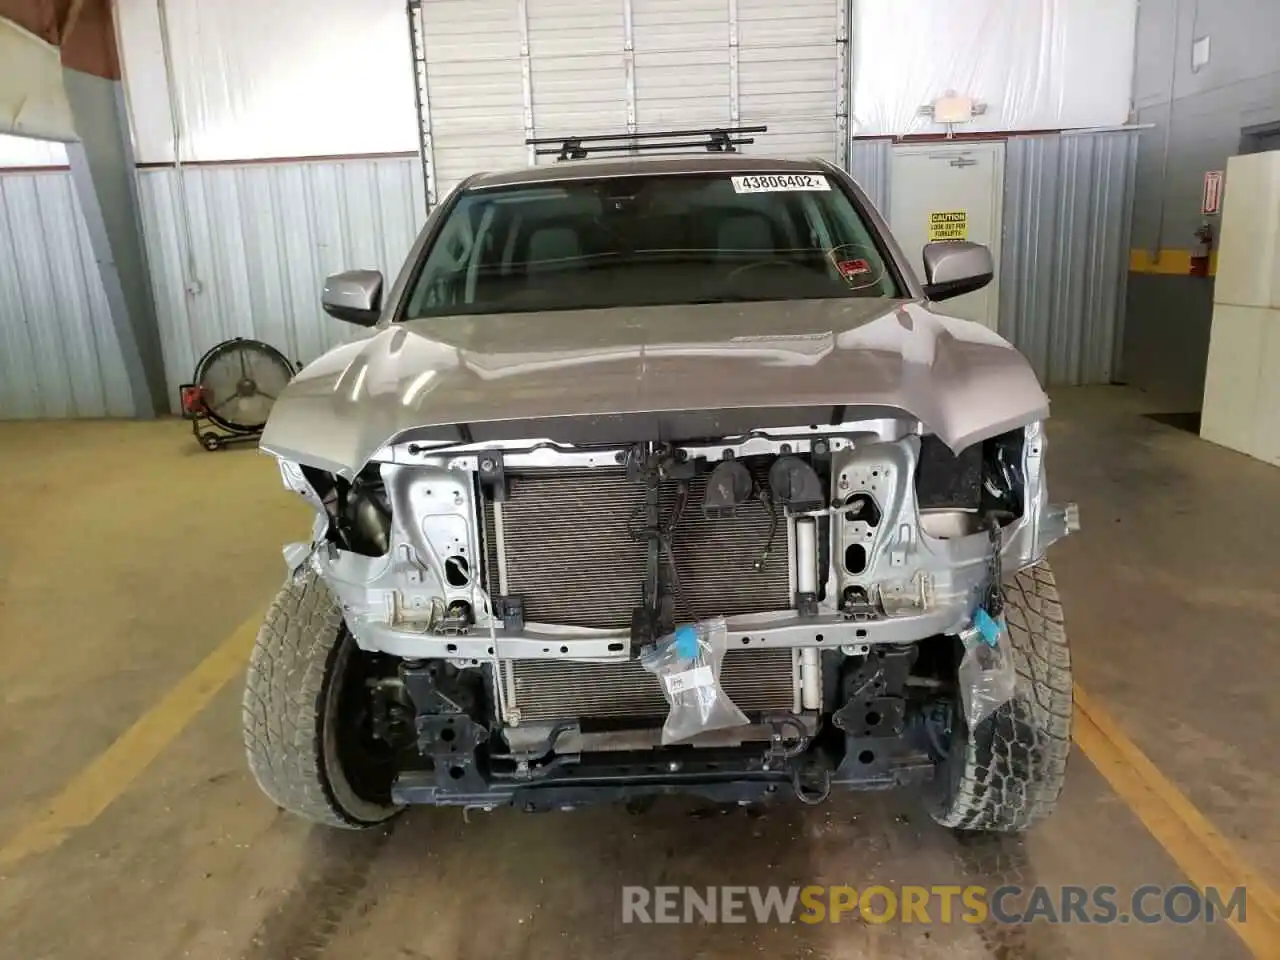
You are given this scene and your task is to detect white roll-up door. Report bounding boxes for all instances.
[527,0,629,139]
[415,0,847,200]
[631,0,731,129]
[415,0,526,204]
[737,0,846,160]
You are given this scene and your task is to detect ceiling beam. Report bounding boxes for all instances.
[59,0,85,44]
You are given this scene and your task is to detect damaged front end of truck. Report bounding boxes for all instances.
[258,304,1078,815]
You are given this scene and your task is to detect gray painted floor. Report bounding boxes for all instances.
[0,387,1274,959]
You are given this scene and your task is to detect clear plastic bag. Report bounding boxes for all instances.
[958,609,1018,728]
[640,617,749,744]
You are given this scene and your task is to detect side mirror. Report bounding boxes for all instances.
[322,270,383,326]
[921,241,993,302]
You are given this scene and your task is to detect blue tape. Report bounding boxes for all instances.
[973,608,1003,647]
[674,624,699,659]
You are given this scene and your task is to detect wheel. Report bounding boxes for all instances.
[930,561,1072,832]
[200,434,221,451]
[242,571,403,828]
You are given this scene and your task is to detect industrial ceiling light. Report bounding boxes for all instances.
[917,91,988,138]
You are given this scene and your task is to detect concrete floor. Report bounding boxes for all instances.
[0,387,1275,959]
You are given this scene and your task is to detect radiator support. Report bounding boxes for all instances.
[482,461,793,631]
[499,648,804,725]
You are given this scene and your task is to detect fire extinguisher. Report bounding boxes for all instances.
[1190,220,1214,277]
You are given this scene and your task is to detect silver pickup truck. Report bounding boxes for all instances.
[242,142,1077,833]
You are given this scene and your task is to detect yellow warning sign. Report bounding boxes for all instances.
[928,211,968,242]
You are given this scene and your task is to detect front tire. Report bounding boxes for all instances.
[931,561,1072,832]
[242,571,402,828]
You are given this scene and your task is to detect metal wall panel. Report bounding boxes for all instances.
[137,158,426,411]
[847,137,891,214]
[1000,130,1138,386]
[1123,0,1280,409]
[0,171,136,419]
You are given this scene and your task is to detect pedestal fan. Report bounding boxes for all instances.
[179,337,296,450]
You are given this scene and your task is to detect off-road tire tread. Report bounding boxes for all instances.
[932,561,1072,832]
[242,571,392,829]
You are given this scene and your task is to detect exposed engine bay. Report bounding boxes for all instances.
[278,415,1077,810]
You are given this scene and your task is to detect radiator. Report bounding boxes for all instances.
[482,462,792,630]
[502,648,800,723]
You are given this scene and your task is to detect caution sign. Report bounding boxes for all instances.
[928,211,968,242]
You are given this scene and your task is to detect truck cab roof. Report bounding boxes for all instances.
[465,154,833,191]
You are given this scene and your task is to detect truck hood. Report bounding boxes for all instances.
[261,298,1050,477]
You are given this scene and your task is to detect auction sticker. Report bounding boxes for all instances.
[836,258,872,279]
[731,174,830,193]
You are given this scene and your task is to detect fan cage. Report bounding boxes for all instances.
[191,337,295,434]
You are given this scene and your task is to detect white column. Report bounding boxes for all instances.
[1200,150,1280,465]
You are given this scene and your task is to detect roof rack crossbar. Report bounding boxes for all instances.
[525,125,768,162]
[530,137,760,160]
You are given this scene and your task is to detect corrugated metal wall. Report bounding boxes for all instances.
[1,136,1135,420]
[137,157,426,410]
[846,137,891,214]
[0,171,136,419]
[1000,130,1138,386]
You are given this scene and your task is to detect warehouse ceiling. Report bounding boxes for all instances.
[0,0,116,140]
[0,0,117,77]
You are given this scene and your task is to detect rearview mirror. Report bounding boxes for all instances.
[921,241,993,302]
[322,270,383,326]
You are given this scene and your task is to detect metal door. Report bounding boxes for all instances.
[889,142,1005,329]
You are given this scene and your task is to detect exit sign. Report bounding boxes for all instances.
[1202,170,1225,215]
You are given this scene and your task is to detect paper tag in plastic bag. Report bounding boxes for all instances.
[641,617,748,743]
[959,618,1018,729]
[664,665,715,696]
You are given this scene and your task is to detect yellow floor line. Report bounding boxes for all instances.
[0,611,263,869]
[1074,683,1280,958]
[4,608,1279,960]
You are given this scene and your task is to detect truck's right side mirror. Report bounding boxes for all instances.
[921,242,993,302]
[322,270,384,326]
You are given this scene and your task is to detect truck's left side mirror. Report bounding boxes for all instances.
[322,270,384,326]
[921,241,993,302]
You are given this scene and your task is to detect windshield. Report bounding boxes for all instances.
[403,172,901,319]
